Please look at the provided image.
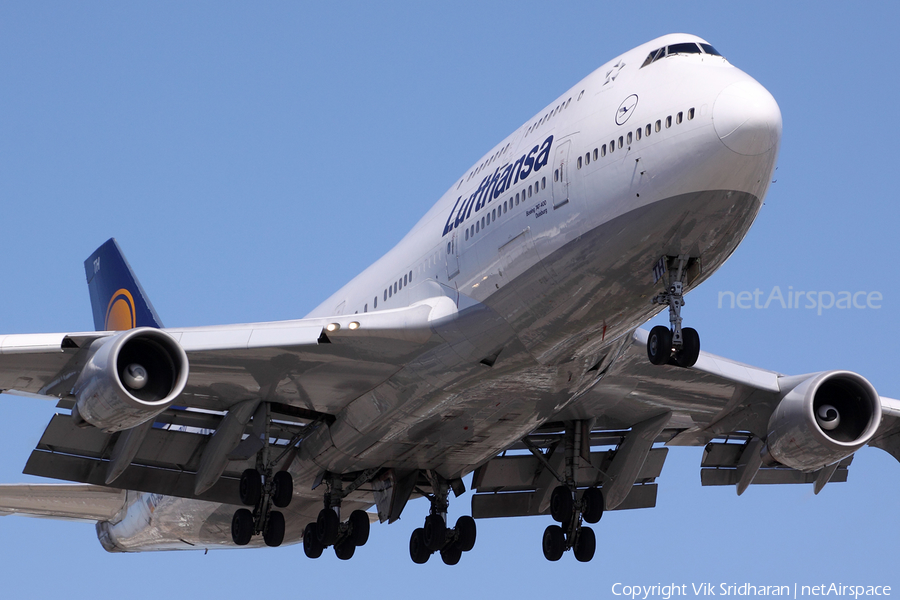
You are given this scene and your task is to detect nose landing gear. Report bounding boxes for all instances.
[648,255,701,368]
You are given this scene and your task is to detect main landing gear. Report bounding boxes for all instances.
[302,473,372,560]
[647,255,700,368]
[408,472,477,565]
[530,421,602,562]
[542,485,603,562]
[230,404,295,548]
[231,468,293,547]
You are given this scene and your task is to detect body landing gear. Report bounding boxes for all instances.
[302,473,373,560]
[409,472,477,565]
[648,255,701,368]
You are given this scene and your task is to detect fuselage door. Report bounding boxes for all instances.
[446,231,460,280]
[552,140,571,209]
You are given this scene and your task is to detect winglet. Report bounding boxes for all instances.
[84,238,164,331]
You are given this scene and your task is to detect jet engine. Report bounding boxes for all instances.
[71,327,189,432]
[764,371,881,472]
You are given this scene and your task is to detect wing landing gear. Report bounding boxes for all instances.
[530,421,603,562]
[229,404,294,548]
[648,255,701,368]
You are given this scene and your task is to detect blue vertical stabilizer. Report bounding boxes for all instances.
[84,238,164,331]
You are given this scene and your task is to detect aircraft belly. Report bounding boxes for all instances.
[290,187,763,480]
[97,491,372,552]
[486,188,762,365]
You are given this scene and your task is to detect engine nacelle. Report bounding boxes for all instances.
[765,371,882,472]
[72,328,189,433]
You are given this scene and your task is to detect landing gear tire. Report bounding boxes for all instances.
[581,487,604,524]
[574,526,596,562]
[455,515,477,552]
[348,509,370,547]
[239,469,262,506]
[303,522,323,559]
[409,527,431,564]
[231,508,254,546]
[542,524,565,562]
[674,327,700,368]
[647,326,673,365]
[440,541,462,565]
[263,510,285,547]
[550,485,573,523]
[272,471,293,508]
[316,508,339,547]
[334,538,356,560]
[423,514,447,552]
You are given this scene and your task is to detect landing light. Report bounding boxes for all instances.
[348,321,360,330]
[326,323,340,332]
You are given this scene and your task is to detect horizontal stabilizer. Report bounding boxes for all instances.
[0,483,125,521]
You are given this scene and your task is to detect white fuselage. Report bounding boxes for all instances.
[99,33,782,551]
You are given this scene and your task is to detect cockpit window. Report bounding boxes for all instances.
[641,42,723,68]
[641,47,665,68]
[699,43,722,57]
[666,42,702,56]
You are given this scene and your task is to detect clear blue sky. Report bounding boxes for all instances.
[1,2,898,598]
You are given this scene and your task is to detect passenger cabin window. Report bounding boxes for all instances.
[627,132,632,144]
[666,116,672,128]
[688,107,695,120]
[593,148,598,161]
[655,120,661,132]
[676,112,683,124]
[577,157,582,169]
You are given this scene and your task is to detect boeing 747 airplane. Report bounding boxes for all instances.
[1,33,897,565]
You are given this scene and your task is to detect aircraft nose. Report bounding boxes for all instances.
[713,79,782,156]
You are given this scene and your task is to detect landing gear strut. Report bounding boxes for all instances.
[648,255,700,368]
[536,422,602,562]
[409,471,476,565]
[230,404,294,547]
[302,470,376,560]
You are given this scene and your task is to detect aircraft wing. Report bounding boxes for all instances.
[470,328,899,519]
[0,295,455,414]
[0,296,458,502]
